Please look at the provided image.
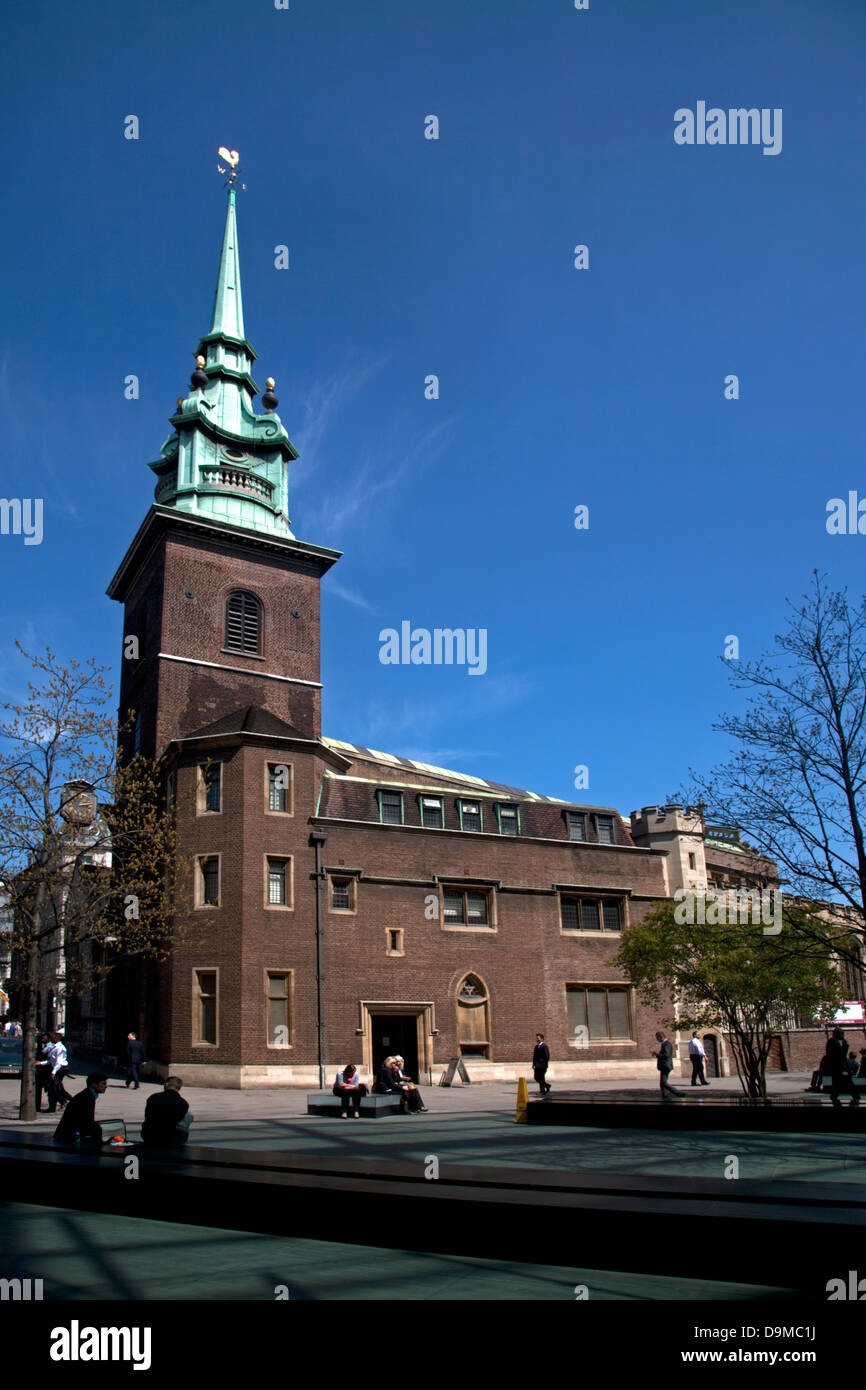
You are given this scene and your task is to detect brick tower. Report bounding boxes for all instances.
[106,171,345,1083]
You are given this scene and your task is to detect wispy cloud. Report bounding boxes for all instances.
[324,578,379,612]
[287,356,456,542]
[397,747,500,766]
[292,358,389,484]
[356,674,534,748]
[326,418,453,536]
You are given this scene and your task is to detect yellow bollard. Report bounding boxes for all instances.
[515,1076,528,1123]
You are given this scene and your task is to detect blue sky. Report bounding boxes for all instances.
[2,0,865,816]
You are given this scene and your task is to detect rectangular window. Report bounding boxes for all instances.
[688,852,697,870]
[200,857,219,906]
[444,891,463,923]
[387,928,404,955]
[378,790,404,824]
[459,801,482,832]
[194,970,218,1045]
[443,887,491,927]
[595,815,615,845]
[466,892,488,925]
[420,796,444,829]
[268,763,291,813]
[330,877,352,910]
[267,858,288,905]
[567,985,632,1041]
[602,899,621,932]
[497,805,519,836]
[567,812,587,842]
[561,894,623,932]
[201,763,221,812]
[266,971,291,1047]
[581,899,601,931]
[133,712,142,755]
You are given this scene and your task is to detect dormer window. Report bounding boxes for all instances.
[595,814,615,845]
[377,789,404,825]
[458,800,482,832]
[225,590,262,655]
[496,804,519,836]
[419,796,444,829]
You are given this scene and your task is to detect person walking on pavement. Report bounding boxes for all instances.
[652,1030,679,1098]
[825,1027,860,1107]
[125,1032,145,1089]
[688,1031,710,1086]
[532,1033,551,1094]
[46,1032,71,1111]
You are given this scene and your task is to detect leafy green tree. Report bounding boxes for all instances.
[614,898,845,1097]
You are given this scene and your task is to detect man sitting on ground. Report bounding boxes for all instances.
[53,1074,108,1143]
[141,1076,191,1147]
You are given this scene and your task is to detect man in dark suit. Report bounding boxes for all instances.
[652,1031,678,1098]
[141,1077,191,1146]
[826,1027,860,1108]
[53,1074,108,1142]
[532,1033,551,1094]
[125,1032,146,1089]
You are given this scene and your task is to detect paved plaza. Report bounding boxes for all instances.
[2,1070,862,1185]
[2,1069,861,1300]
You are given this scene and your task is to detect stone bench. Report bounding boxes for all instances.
[819,1075,866,1092]
[306,1092,404,1117]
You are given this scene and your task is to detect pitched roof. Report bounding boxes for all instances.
[322,737,578,806]
[186,705,307,741]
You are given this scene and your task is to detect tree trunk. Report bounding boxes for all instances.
[17,940,39,1121]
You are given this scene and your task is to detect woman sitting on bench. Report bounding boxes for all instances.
[333,1062,367,1118]
[374,1056,418,1113]
[394,1056,428,1112]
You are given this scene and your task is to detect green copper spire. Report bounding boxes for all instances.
[148,161,299,540]
[209,189,245,341]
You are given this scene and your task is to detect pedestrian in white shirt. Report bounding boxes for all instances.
[46,1032,71,1111]
[688,1031,710,1087]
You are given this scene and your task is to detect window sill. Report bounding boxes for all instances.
[560,929,622,937]
[220,648,265,662]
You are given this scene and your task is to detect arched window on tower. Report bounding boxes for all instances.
[225,590,262,655]
[456,974,490,1058]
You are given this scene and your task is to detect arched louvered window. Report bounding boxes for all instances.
[225,590,262,655]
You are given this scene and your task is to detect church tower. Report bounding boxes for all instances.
[106,167,347,1083]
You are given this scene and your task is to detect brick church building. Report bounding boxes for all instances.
[99,179,854,1087]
